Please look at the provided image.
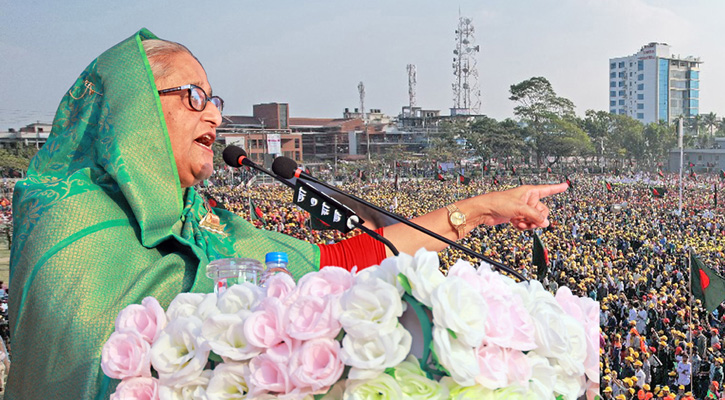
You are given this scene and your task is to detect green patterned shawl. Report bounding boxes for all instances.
[7,28,319,399]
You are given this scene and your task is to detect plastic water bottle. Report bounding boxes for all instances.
[262,252,293,286]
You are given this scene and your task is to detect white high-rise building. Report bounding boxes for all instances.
[609,42,702,124]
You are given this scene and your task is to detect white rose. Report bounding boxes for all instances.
[552,364,587,400]
[216,283,264,314]
[440,377,496,400]
[343,373,403,400]
[525,282,587,376]
[430,275,487,348]
[393,355,448,400]
[150,316,209,388]
[158,369,211,400]
[339,278,403,339]
[205,361,252,399]
[432,325,479,387]
[200,310,262,361]
[166,292,219,321]
[396,249,445,307]
[525,352,556,400]
[354,258,404,297]
[340,324,411,380]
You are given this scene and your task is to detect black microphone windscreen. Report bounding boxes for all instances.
[222,145,247,168]
[272,157,299,179]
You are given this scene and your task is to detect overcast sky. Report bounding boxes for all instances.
[1,0,723,130]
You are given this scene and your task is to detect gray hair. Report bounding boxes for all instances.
[142,39,199,81]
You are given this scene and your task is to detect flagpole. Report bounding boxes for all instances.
[679,117,684,216]
[687,246,693,392]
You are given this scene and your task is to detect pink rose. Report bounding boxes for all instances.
[115,297,167,344]
[110,377,159,400]
[474,342,508,389]
[477,267,536,351]
[248,352,293,395]
[265,273,297,302]
[286,295,341,340]
[447,259,484,292]
[296,267,353,299]
[244,297,289,349]
[289,338,345,393]
[475,342,531,390]
[101,331,151,379]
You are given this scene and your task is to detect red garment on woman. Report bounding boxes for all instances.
[317,227,387,272]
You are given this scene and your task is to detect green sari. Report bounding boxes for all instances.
[7,28,319,399]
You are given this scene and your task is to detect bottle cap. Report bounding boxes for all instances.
[265,252,288,264]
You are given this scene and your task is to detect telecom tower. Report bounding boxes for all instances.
[451,15,481,115]
[407,64,417,108]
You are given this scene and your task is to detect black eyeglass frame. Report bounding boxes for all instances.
[157,84,224,113]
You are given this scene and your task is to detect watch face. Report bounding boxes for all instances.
[450,211,466,225]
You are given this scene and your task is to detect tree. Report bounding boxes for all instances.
[702,112,719,135]
[427,119,468,162]
[642,121,677,167]
[465,116,526,163]
[509,77,587,166]
[608,114,644,163]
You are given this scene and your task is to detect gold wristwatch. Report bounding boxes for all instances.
[446,204,466,239]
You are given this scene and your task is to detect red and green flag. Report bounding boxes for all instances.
[650,187,667,198]
[458,174,470,185]
[565,176,573,188]
[436,172,445,181]
[605,181,613,193]
[250,199,265,225]
[532,232,549,281]
[690,252,725,313]
[492,175,500,186]
[658,169,664,178]
[720,170,725,181]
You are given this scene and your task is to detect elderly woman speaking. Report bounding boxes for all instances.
[7,29,565,399]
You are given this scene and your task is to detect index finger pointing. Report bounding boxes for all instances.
[535,182,569,198]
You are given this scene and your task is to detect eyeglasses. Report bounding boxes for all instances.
[157,84,224,113]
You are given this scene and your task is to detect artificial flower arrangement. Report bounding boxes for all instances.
[101,249,600,399]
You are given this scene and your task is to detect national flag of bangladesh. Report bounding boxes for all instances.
[690,252,725,313]
[458,174,470,185]
[511,166,517,175]
[532,232,549,281]
[565,176,573,188]
[690,169,697,180]
[436,173,445,181]
[207,196,226,210]
[658,170,664,178]
[650,187,667,198]
[546,167,552,174]
[605,181,613,193]
[492,175,500,185]
[250,199,265,225]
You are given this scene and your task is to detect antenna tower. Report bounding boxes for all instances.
[452,14,481,114]
[358,81,370,161]
[407,64,417,108]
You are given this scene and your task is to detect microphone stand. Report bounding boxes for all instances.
[225,152,400,257]
[293,173,526,281]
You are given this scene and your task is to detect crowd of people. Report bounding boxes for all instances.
[201,166,725,399]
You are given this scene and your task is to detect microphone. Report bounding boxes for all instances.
[222,145,399,254]
[272,156,525,281]
[222,145,294,190]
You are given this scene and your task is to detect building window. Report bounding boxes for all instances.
[619,72,625,78]
[638,60,644,70]
[610,72,616,78]
[610,100,616,106]
[610,62,616,69]
[637,113,644,119]
[610,81,616,88]
[637,84,644,90]
[637,94,644,100]
[618,99,624,105]
[619,90,625,96]
[618,81,624,87]
[610,91,617,97]
[619,62,624,68]
[637,104,644,109]
[638,74,644,80]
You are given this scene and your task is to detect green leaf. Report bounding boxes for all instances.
[384,367,397,377]
[208,351,222,363]
[335,328,346,342]
[447,328,457,340]
[398,273,412,296]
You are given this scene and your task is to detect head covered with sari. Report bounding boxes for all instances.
[8,28,318,399]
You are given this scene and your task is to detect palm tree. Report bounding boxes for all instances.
[702,112,719,135]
